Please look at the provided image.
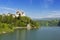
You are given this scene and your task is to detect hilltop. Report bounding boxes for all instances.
[0,10,39,34]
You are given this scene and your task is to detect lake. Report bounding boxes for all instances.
[0,27,60,40]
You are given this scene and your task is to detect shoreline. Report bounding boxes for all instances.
[0,27,37,34]
[0,27,31,34]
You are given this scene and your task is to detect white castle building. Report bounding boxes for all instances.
[13,10,26,18]
[3,10,26,18]
[16,10,25,17]
[2,10,26,18]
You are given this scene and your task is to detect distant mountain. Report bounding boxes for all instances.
[33,17,60,20]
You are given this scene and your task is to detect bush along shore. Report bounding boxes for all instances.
[0,10,40,34]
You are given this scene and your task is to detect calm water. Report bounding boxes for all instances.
[0,27,60,40]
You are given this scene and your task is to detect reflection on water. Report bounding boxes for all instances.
[16,29,27,40]
[0,27,60,40]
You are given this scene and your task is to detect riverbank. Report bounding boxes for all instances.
[0,26,38,34]
[0,27,60,40]
[0,30,13,34]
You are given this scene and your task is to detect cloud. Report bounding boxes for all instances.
[0,7,16,11]
[44,0,54,8]
[29,0,32,4]
[47,0,53,2]
[44,11,60,18]
[0,7,16,14]
[34,10,60,18]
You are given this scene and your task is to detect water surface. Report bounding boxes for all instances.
[0,27,60,40]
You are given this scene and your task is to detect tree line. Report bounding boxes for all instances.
[36,19,60,27]
[0,13,39,33]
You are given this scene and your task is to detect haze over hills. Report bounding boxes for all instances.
[33,15,60,20]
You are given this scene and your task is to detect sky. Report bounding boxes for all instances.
[0,0,60,18]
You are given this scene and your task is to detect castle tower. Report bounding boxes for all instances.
[16,10,25,17]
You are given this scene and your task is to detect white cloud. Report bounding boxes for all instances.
[0,7,16,14]
[0,7,16,11]
[47,0,53,2]
[29,0,32,4]
[44,0,54,8]
[44,11,60,18]
[34,10,60,18]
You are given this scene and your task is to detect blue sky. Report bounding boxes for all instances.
[0,0,60,18]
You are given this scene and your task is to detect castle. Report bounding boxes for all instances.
[12,10,26,18]
[2,10,26,18]
[16,10,25,16]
